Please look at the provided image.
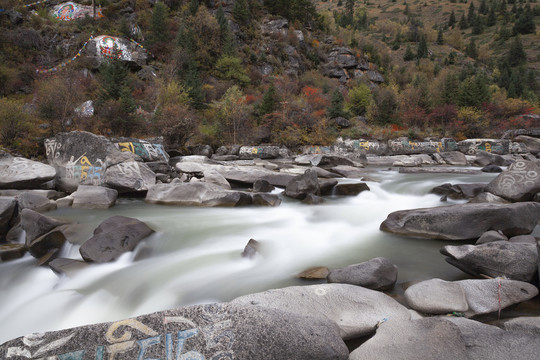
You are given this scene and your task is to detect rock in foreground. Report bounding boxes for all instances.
[380,202,540,240]
[0,303,348,360]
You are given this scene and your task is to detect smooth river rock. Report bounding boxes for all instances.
[485,160,540,202]
[327,257,398,291]
[284,169,320,200]
[380,202,540,240]
[0,156,56,189]
[231,283,411,340]
[71,185,118,209]
[79,215,154,263]
[404,278,538,317]
[0,303,349,360]
[146,183,252,207]
[441,241,538,282]
[0,197,17,240]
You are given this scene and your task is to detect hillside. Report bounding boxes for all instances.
[0,0,539,159]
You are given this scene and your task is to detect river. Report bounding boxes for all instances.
[0,168,502,344]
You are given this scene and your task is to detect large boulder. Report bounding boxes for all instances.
[438,151,468,165]
[86,35,147,68]
[146,183,252,207]
[457,139,510,155]
[327,257,398,291]
[430,183,486,200]
[349,318,468,360]
[0,303,349,360]
[0,197,17,240]
[332,182,370,196]
[380,202,540,240]
[238,146,280,159]
[231,284,411,340]
[71,185,118,209]
[445,317,540,360]
[295,154,355,168]
[440,241,538,282]
[20,209,68,247]
[0,156,56,189]
[17,192,57,212]
[0,244,27,261]
[284,169,320,200]
[514,135,540,155]
[474,150,509,167]
[485,160,540,202]
[79,216,154,263]
[404,278,538,317]
[104,161,156,193]
[499,316,540,335]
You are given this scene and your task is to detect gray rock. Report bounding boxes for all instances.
[241,239,260,259]
[253,179,274,193]
[476,230,508,245]
[0,244,27,261]
[311,166,341,178]
[319,179,339,196]
[0,303,349,360]
[514,135,540,154]
[328,47,358,69]
[439,151,468,165]
[486,160,540,202]
[79,216,154,263]
[297,266,330,279]
[499,316,540,335]
[203,169,231,190]
[232,283,411,340]
[441,241,538,282]
[284,169,320,200]
[474,150,509,166]
[0,197,17,240]
[146,183,252,207]
[0,156,56,189]
[311,154,355,168]
[380,202,540,240]
[17,192,57,212]
[366,70,385,83]
[20,209,68,247]
[330,165,369,178]
[327,257,398,291]
[251,193,281,207]
[188,144,213,158]
[48,258,89,276]
[238,146,280,159]
[431,183,486,200]
[105,161,156,193]
[86,35,147,68]
[458,139,510,155]
[55,195,74,208]
[444,317,540,360]
[508,235,537,244]
[481,164,504,173]
[71,185,118,209]
[27,230,66,259]
[405,278,468,314]
[331,117,351,128]
[349,318,468,360]
[332,182,370,196]
[405,278,538,317]
[302,194,325,204]
[392,156,423,167]
[468,192,511,204]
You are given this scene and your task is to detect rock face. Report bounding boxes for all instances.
[441,241,538,282]
[79,216,154,263]
[327,257,398,291]
[71,185,118,209]
[86,35,147,68]
[0,156,56,189]
[146,183,252,207]
[404,278,538,317]
[45,131,162,192]
[0,197,17,240]
[485,160,540,202]
[349,318,469,360]
[17,192,57,212]
[284,169,320,200]
[232,284,411,340]
[20,209,69,259]
[0,303,349,360]
[380,202,540,240]
[457,139,510,155]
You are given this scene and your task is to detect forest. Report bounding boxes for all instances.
[0,0,538,157]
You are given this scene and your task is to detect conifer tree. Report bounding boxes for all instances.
[437,28,444,45]
[233,0,250,26]
[403,45,415,61]
[149,2,169,43]
[459,14,468,29]
[465,38,478,59]
[479,0,488,15]
[513,5,536,34]
[190,0,199,16]
[448,10,456,28]
[216,4,235,56]
[184,61,205,109]
[507,36,526,67]
[259,83,281,117]
[487,6,496,26]
[417,35,428,59]
[468,2,476,25]
[328,89,347,119]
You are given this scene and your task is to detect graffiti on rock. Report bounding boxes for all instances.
[51,2,104,21]
[6,305,235,359]
[499,160,539,191]
[65,154,104,186]
[458,140,509,155]
[115,142,169,162]
[388,139,444,154]
[303,146,333,154]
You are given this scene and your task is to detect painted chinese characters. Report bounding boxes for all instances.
[51,2,104,21]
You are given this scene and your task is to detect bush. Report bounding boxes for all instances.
[346,83,372,116]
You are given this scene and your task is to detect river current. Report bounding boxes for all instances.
[0,168,502,343]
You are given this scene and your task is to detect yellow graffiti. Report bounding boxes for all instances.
[105,319,158,344]
[107,341,135,360]
[358,141,370,150]
[251,148,259,154]
[118,142,135,153]
[485,143,492,153]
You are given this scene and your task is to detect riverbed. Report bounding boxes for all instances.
[0,168,502,343]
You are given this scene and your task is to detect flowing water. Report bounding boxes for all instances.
[0,168,502,344]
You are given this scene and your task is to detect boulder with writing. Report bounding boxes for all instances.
[486,160,540,202]
[105,161,156,193]
[238,146,281,159]
[114,139,169,163]
[86,35,147,69]
[0,156,56,190]
[457,139,510,155]
[513,135,540,155]
[0,303,349,360]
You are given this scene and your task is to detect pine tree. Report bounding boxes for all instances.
[513,5,536,34]
[403,45,415,61]
[459,14,468,29]
[184,61,205,109]
[468,2,476,25]
[149,2,169,43]
[479,0,488,15]
[487,6,496,26]
[216,4,235,56]
[507,36,527,67]
[436,28,444,45]
[442,73,460,104]
[328,88,347,119]
[472,15,484,34]
[259,83,281,117]
[190,0,199,16]
[417,35,428,59]
[448,10,456,28]
[233,0,250,26]
[465,38,478,59]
